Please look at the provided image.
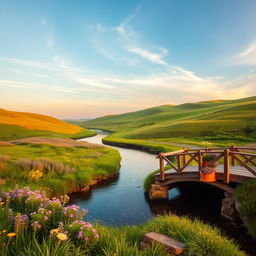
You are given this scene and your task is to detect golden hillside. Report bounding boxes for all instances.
[0,109,82,134]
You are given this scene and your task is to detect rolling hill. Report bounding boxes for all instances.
[77,96,256,150]
[0,109,95,140]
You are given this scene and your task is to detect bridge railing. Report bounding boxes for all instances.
[157,146,256,183]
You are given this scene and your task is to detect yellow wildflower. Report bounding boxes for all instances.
[28,169,43,180]
[0,202,4,206]
[57,232,67,241]
[2,230,6,233]
[50,229,59,235]
[7,232,16,237]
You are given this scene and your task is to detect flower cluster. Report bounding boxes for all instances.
[201,167,215,174]
[0,186,99,249]
[28,169,44,180]
[66,219,99,247]
[202,153,219,168]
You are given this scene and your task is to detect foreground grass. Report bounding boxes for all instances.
[0,138,120,196]
[94,215,246,256]
[0,187,247,256]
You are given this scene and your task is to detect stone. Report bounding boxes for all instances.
[143,232,186,255]
[149,184,168,200]
[221,194,239,221]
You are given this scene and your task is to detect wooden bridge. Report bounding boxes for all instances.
[151,146,256,198]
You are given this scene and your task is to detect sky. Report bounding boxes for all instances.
[0,0,256,119]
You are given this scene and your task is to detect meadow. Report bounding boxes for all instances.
[0,137,121,196]
[79,96,256,152]
[0,109,96,141]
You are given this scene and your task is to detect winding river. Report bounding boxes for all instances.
[69,130,255,255]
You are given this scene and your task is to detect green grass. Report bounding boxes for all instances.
[0,123,96,141]
[77,96,256,151]
[0,139,121,196]
[235,179,256,239]
[92,215,246,256]
[143,169,160,192]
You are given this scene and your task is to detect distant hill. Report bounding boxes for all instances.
[0,109,95,140]
[80,96,256,140]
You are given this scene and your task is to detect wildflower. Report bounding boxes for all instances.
[0,202,4,206]
[57,232,67,241]
[78,231,83,239]
[2,230,6,233]
[7,232,16,238]
[85,236,89,241]
[50,229,59,235]
[94,234,99,239]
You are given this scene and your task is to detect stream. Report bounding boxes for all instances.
[69,130,256,255]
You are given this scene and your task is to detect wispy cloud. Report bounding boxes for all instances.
[128,47,168,65]
[231,40,256,65]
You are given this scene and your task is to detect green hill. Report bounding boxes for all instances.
[78,96,256,151]
[0,109,95,140]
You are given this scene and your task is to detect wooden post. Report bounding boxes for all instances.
[224,149,230,184]
[177,155,182,173]
[198,150,202,172]
[182,148,187,166]
[231,145,236,166]
[159,153,165,181]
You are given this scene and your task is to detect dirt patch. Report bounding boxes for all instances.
[0,178,6,185]
[0,141,15,147]
[10,137,104,149]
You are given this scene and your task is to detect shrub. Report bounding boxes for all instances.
[235,179,256,238]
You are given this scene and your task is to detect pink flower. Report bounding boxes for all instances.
[94,234,99,239]
[85,236,89,241]
[78,231,83,239]
[69,213,73,218]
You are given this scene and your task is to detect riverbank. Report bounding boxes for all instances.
[0,137,121,196]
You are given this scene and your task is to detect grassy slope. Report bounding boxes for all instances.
[0,109,96,140]
[0,138,121,195]
[78,96,256,151]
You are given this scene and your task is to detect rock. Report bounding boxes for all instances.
[221,194,239,221]
[149,184,168,200]
[143,232,186,255]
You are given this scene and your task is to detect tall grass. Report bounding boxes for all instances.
[91,215,246,256]
[0,142,121,196]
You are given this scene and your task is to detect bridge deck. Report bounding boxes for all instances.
[154,164,255,184]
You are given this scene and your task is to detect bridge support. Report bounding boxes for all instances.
[149,184,168,200]
[221,192,239,221]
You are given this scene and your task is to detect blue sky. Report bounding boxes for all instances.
[0,0,256,118]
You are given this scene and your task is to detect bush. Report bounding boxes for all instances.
[235,179,256,238]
